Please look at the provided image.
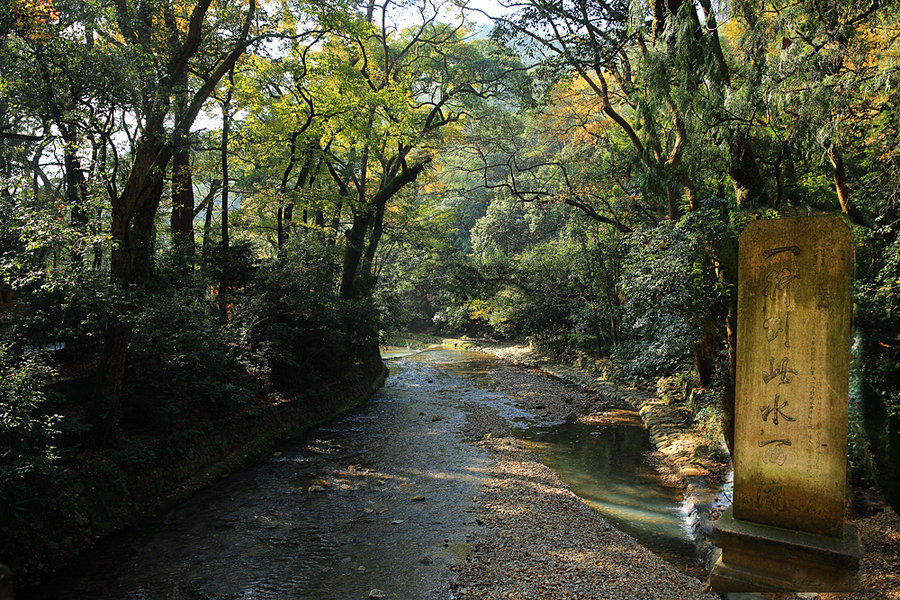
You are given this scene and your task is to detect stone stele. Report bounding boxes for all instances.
[710,215,860,593]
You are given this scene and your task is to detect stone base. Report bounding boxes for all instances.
[709,507,860,593]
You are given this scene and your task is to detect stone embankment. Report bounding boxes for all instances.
[6,346,388,591]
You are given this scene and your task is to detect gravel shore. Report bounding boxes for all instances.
[452,360,717,600]
[454,420,715,599]
[822,507,900,600]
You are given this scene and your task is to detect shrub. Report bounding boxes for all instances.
[0,346,60,523]
[227,238,377,392]
[614,208,728,381]
[852,226,900,512]
[123,255,253,430]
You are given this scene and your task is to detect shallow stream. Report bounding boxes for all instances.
[23,349,710,599]
[514,420,702,576]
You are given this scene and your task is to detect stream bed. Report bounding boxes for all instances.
[23,349,709,599]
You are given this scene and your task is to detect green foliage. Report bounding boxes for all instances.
[847,365,871,477]
[851,329,900,512]
[4,271,108,357]
[497,231,622,354]
[227,236,377,390]
[491,0,629,98]
[851,209,900,510]
[0,346,60,521]
[124,261,254,430]
[614,207,729,380]
[429,194,625,352]
[0,178,110,364]
[366,177,466,334]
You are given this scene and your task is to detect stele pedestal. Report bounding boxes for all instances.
[709,215,861,593]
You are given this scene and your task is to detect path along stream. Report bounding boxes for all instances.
[23,349,712,600]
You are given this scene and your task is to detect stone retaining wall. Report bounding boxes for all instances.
[7,347,388,591]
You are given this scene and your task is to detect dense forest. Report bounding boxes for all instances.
[1,0,899,584]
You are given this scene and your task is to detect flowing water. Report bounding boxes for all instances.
[23,349,710,599]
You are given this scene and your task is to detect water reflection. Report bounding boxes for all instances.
[514,418,703,576]
[424,348,706,575]
[380,344,443,359]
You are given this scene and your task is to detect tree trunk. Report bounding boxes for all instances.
[340,158,430,299]
[692,314,719,387]
[218,70,234,322]
[828,145,875,228]
[104,135,169,304]
[729,129,767,209]
[722,131,767,454]
[359,200,386,294]
[691,247,721,388]
[284,202,295,237]
[857,325,900,513]
[666,185,681,221]
[92,205,104,270]
[91,0,255,444]
[202,193,215,261]
[592,305,604,358]
[719,233,738,455]
[95,136,170,441]
[276,131,301,251]
[170,144,195,253]
[328,201,342,246]
[196,178,221,262]
[170,74,195,255]
[340,210,372,300]
[651,0,668,39]
[61,128,89,265]
[277,204,285,251]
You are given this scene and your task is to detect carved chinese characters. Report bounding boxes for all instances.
[710,216,859,593]
[733,217,853,538]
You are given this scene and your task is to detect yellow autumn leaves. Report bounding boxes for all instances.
[6,0,59,39]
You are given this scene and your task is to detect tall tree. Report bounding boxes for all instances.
[488,0,700,219]
[311,1,521,299]
[479,0,756,447]
[92,0,261,435]
[218,67,234,322]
